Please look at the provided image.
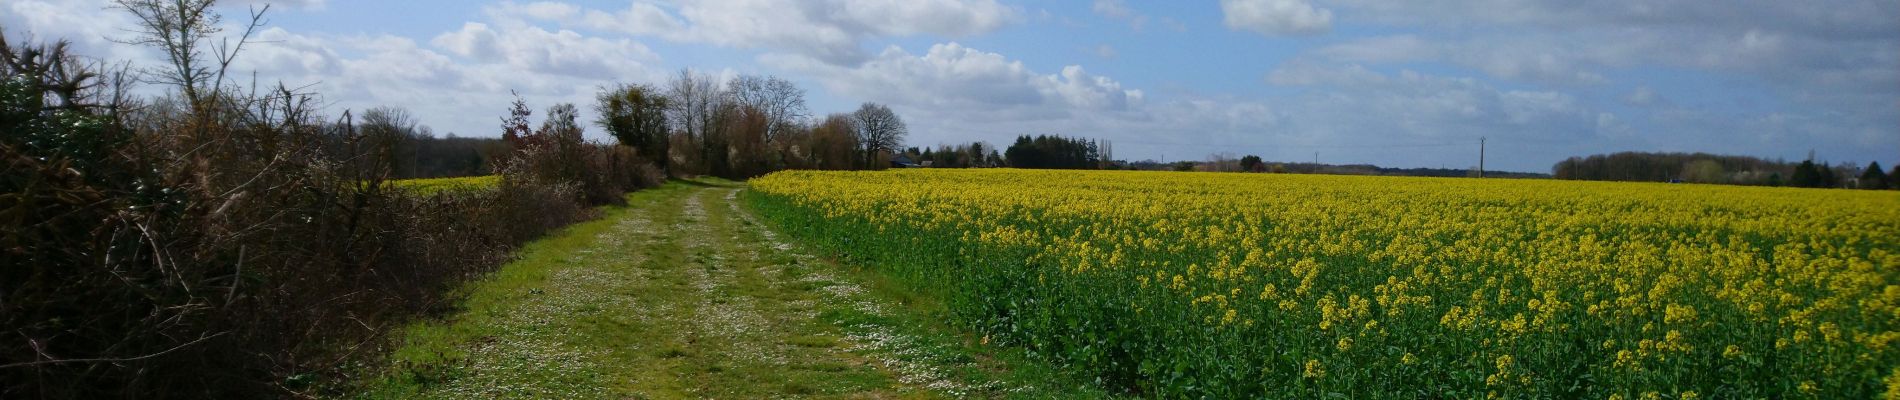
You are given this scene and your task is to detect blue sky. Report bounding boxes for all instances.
[6,0,1896,172]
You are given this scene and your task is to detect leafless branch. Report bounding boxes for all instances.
[0,332,227,369]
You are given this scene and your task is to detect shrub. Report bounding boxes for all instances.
[0,30,624,397]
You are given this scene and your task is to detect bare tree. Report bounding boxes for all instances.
[665,69,717,143]
[724,104,771,178]
[810,113,858,170]
[112,0,266,109]
[360,106,418,178]
[852,102,906,169]
[727,74,807,143]
[665,69,728,174]
[728,75,808,173]
[1204,152,1238,172]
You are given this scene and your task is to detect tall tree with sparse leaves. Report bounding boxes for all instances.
[852,102,906,169]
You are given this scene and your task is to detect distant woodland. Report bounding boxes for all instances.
[1553,151,1895,189]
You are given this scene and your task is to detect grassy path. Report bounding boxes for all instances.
[359,180,1102,399]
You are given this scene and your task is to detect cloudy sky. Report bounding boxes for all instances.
[5,0,1896,172]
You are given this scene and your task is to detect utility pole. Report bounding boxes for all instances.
[1479,137,1487,178]
[1314,152,1319,165]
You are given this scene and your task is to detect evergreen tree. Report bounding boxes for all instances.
[1860,161,1889,190]
[1817,163,1837,188]
[1790,160,1820,187]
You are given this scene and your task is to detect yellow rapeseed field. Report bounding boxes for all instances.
[389,175,499,195]
[747,169,1900,399]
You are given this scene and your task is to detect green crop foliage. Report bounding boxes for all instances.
[747,168,1900,399]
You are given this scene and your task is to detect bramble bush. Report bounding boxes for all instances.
[0,23,661,398]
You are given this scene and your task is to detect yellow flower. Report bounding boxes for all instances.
[1613,350,1638,370]
[1883,367,1900,400]
[1722,345,1744,359]
[751,168,1900,398]
[1663,303,1698,325]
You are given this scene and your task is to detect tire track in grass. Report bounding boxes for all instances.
[363,182,1102,399]
[721,189,979,393]
[378,191,671,399]
[724,189,1114,399]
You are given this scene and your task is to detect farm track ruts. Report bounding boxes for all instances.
[379,183,1017,399]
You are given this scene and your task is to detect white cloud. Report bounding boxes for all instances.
[578,3,681,36]
[229,0,327,11]
[1220,0,1332,36]
[759,39,1615,170]
[1303,0,1899,125]
[762,39,1636,169]
[3,0,666,142]
[234,27,343,77]
[1050,65,1143,110]
[1316,35,1607,85]
[838,0,1017,37]
[1325,0,1898,39]
[1266,65,1599,148]
[768,42,1141,115]
[509,1,579,20]
[520,0,1020,65]
[430,22,657,80]
[761,42,1308,158]
[432,23,505,62]
[1093,0,1149,31]
[7,0,1891,171]
[2,0,147,62]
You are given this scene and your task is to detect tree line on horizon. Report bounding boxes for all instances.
[370,71,910,182]
[1553,151,1896,189]
[592,72,910,180]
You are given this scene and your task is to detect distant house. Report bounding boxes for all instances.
[890,154,918,168]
